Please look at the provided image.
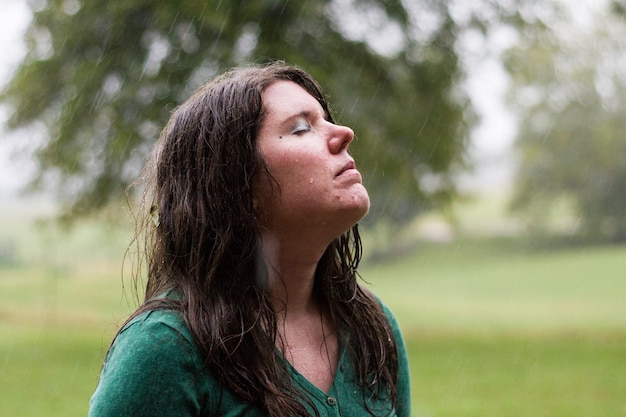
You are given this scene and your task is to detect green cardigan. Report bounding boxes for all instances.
[89,302,411,417]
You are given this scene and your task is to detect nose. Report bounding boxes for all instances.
[328,123,354,154]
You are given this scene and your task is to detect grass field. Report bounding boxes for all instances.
[364,239,626,417]
[1,197,625,416]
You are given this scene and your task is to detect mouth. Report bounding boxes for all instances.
[336,160,357,177]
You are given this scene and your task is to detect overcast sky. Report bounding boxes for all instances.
[0,1,31,197]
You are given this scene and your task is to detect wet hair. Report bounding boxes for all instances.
[125,62,398,416]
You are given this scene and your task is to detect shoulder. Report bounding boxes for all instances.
[111,309,199,364]
[120,309,195,344]
[359,288,408,363]
[370,294,412,417]
[363,289,403,337]
[89,310,209,417]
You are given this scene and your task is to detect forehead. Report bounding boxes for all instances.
[262,80,325,118]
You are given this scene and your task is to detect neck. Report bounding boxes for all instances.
[260,229,328,319]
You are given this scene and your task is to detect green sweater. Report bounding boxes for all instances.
[89,302,411,417]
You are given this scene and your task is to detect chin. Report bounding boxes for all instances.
[354,186,371,212]
[341,190,370,226]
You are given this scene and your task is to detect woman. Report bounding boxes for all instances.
[89,62,411,417]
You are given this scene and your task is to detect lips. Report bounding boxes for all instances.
[336,160,356,177]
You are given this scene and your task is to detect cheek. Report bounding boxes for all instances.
[267,161,329,212]
[258,143,331,201]
[270,152,327,184]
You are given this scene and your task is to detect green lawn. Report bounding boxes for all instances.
[364,238,626,333]
[0,323,109,417]
[362,238,626,417]
[406,333,626,417]
[1,199,625,416]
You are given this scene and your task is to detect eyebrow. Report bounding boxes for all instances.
[280,110,313,126]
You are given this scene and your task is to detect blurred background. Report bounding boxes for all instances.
[0,0,624,416]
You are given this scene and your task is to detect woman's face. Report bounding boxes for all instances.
[254,80,370,239]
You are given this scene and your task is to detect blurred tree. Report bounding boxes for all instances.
[1,0,543,224]
[612,0,626,17]
[506,2,626,242]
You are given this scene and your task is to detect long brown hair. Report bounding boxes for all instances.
[125,62,398,416]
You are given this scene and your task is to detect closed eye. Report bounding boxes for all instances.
[291,121,312,135]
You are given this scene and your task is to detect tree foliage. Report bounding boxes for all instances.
[2,0,541,224]
[506,2,626,242]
